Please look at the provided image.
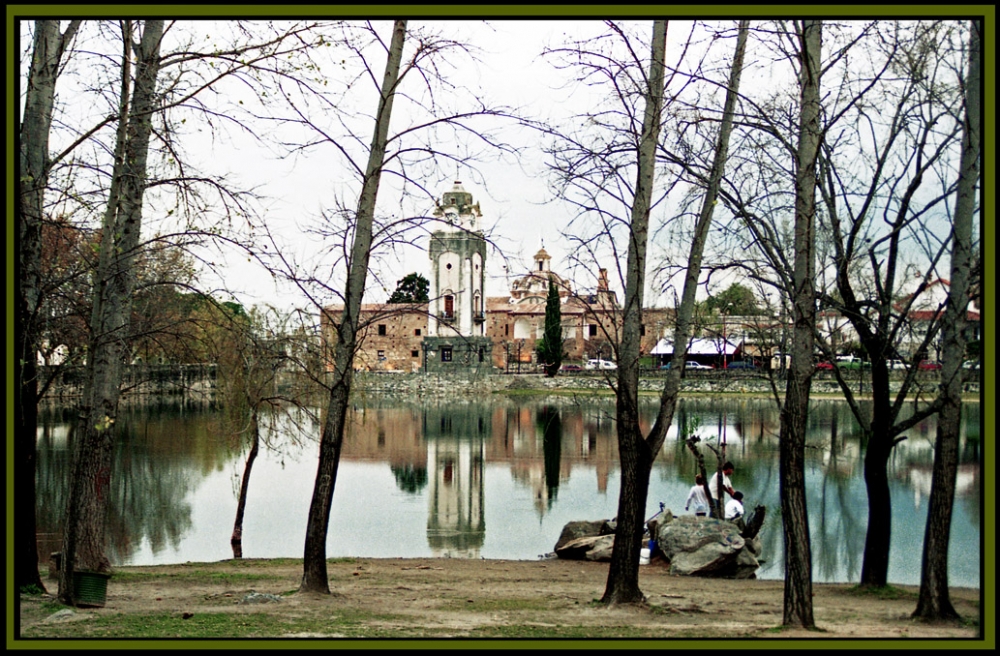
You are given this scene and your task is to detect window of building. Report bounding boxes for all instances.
[444,295,454,318]
[589,324,598,337]
[414,328,421,336]
[378,324,387,336]
[377,350,385,360]
[441,346,452,362]
[411,350,419,358]
[641,324,646,336]
[505,324,509,336]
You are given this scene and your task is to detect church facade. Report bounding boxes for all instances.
[321,181,668,374]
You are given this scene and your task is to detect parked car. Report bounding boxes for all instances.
[835,355,867,370]
[888,359,907,370]
[560,364,583,372]
[918,360,942,370]
[816,361,835,370]
[962,360,980,370]
[585,359,617,370]
[685,361,714,370]
[725,361,757,370]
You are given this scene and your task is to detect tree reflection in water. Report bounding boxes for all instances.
[33,397,980,587]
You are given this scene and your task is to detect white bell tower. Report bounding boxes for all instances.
[427,181,486,338]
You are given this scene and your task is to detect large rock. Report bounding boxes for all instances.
[553,520,616,560]
[554,534,616,561]
[656,515,758,578]
[553,511,762,573]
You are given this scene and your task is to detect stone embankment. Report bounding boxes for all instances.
[40,365,962,406]
[351,369,948,401]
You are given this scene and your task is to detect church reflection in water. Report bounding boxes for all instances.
[422,406,488,558]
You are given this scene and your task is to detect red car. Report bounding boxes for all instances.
[816,361,835,370]
[918,360,942,370]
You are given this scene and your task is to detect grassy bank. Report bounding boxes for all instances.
[15,557,982,644]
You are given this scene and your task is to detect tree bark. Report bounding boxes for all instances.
[913,18,979,622]
[300,20,406,594]
[600,19,667,606]
[780,18,821,629]
[59,20,164,606]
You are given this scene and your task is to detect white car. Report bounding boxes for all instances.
[888,359,907,370]
[685,361,714,370]
[585,359,617,370]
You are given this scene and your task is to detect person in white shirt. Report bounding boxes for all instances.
[708,461,735,500]
[725,490,745,521]
[685,474,709,517]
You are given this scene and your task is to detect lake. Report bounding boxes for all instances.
[35,395,981,588]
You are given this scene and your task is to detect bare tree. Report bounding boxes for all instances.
[59,19,165,605]
[776,18,822,629]
[681,19,973,594]
[542,19,749,605]
[913,18,980,622]
[808,20,971,589]
[211,305,317,559]
[46,19,332,605]
[17,18,83,593]
[59,20,163,605]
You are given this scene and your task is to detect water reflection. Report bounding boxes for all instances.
[422,404,486,557]
[34,396,981,587]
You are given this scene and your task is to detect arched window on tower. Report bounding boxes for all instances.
[444,295,454,320]
[473,292,483,321]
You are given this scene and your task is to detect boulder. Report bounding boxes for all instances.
[555,534,614,560]
[656,515,758,578]
[582,535,616,562]
[553,519,615,558]
[553,509,762,573]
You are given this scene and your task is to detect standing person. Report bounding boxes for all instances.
[709,461,736,500]
[725,490,745,521]
[685,474,709,517]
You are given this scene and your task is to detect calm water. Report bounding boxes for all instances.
[35,395,982,588]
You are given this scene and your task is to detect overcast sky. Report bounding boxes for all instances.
[197,18,721,313]
[18,13,975,317]
[202,20,627,311]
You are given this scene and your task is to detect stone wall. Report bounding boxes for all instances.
[350,369,946,400]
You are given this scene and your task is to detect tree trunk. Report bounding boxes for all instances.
[780,18,821,629]
[859,430,892,587]
[300,20,406,595]
[59,20,164,606]
[600,19,667,606]
[231,413,261,559]
[913,18,979,622]
[16,18,81,594]
[859,359,893,587]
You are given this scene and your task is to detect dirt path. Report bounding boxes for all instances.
[17,557,982,642]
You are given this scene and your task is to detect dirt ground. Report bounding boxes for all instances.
[16,557,983,644]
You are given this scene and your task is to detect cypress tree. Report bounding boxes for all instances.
[537,278,563,377]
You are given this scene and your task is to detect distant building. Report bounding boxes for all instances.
[328,181,853,374]
[423,181,492,373]
[322,180,631,374]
